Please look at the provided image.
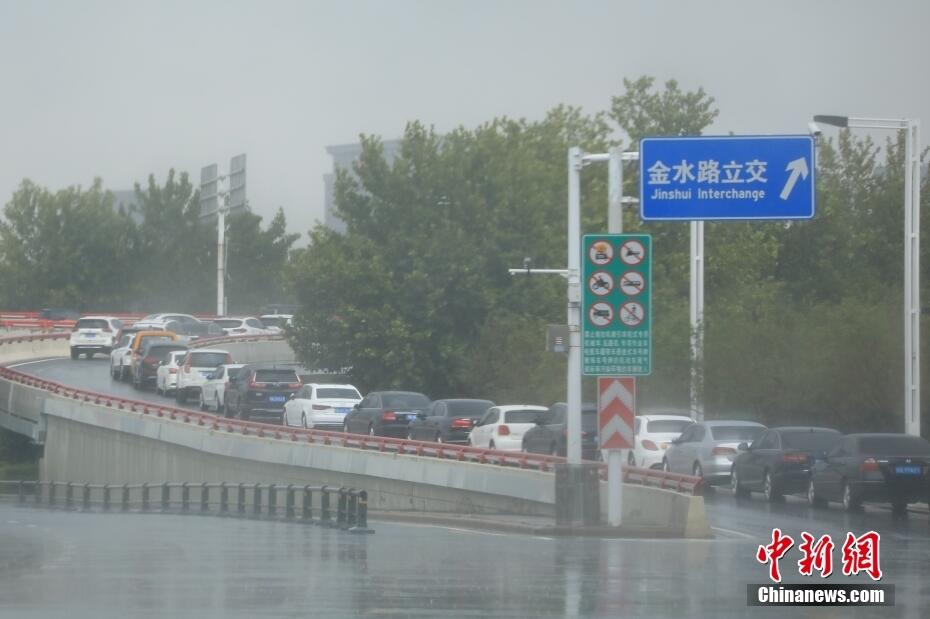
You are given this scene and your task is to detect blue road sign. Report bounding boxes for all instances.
[640,135,815,221]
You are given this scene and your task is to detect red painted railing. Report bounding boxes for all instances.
[0,332,703,495]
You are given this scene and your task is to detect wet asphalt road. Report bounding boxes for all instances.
[4,358,930,617]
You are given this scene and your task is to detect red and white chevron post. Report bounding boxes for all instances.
[598,377,635,450]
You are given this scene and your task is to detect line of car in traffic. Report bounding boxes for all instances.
[75,314,930,515]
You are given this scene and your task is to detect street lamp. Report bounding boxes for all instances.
[813,114,921,437]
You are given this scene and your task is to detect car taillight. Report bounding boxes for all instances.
[382,411,396,421]
[497,425,510,436]
[249,379,258,388]
[312,404,330,410]
[451,418,472,429]
[143,356,157,365]
[783,453,808,463]
[860,458,880,472]
[169,368,177,374]
[642,439,659,451]
[712,446,737,456]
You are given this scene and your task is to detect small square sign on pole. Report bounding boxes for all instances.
[598,377,635,450]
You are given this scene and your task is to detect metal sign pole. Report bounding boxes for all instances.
[690,220,704,423]
[904,120,921,437]
[566,147,583,465]
[607,146,624,526]
[217,204,226,317]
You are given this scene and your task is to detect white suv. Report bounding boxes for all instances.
[212,317,271,336]
[175,349,233,404]
[70,316,123,360]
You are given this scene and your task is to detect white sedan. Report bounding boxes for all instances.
[283,383,361,429]
[468,405,548,451]
[627,414,694,469]
[155,350,188,396]
[199,364,245,415]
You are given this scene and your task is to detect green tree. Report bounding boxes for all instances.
[225,208,300,314]
[0,179,137,310]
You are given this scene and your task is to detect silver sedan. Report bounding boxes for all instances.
[662,420,766,484]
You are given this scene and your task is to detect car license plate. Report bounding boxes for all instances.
[335,407,349,414]
[895,465,922,475]
[269,395,286,403]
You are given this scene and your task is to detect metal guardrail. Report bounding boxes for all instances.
[0,333,703,496]
[0,480,374,532]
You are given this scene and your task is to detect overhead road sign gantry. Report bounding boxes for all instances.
[640,135,815,221]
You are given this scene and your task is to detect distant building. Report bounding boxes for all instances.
[323,139,402,233]
[111,189,143,224]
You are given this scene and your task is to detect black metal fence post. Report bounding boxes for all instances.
[17,480,25,504]
[349,490,374,534]
[237,483,246,515]
[121,484,129,512]
[35,481,42,505]
[141,483,150,511]
[252,483,262,518]
[103,484,111,511]
[302,485,313,522]
[200,482,209,514]
[285,484,295,520]
[82,483,90,511]
[337,487,348,529]
[161,482,170,512]
[347,490,358,528]
[320,486,331,526]
[48,482,56,507]
[181,482,190,513]
[268,483,277,518]
[220,482,229,514]
[65,482,74,510]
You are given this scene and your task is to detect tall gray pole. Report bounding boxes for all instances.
[606,146,624,526]
[566,147,583,464]
[217,206,226,317]
[689,221,705,422]
[904,120,921,437]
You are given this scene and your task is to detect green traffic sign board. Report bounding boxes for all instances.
[581,234,652,376]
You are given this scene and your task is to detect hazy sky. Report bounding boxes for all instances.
[2,0,928,238]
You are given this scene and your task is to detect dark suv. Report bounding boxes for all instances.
[344,391,431,437]
[225,365,302,422]
[131,341,188,390]
[522,402,601,460]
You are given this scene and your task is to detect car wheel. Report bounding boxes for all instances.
[301,414,308,429]
[842,480,860,512]
[693,462,703,478]
[436,433,444,444]
[550,443,558,456]
[763,471,781,502]
[662,459,670,472]
[119,366,128,382]
[70,348,79,360]
[368,425,376,437]
[343,421,350,434]
[731,468,750,497]
[489,440,496,450]
[220,402,229,418]
[807,480,825,508]
[198,391,206,411]
[627,451,636,466]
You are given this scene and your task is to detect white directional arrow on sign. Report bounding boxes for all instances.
[598,377,636,450]
[601,378,634,411]
[779,157,809,200]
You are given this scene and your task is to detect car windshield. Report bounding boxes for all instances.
[447,401,493,417]
[146,345,186,360]
[859,436,930,456]
[75,319,109,330]
[189,352,228,367]
[781,430,841,451]
[504,409,545,423]
[647,419,692,434]
[710,426,764,442]
[316,388,360,399]
[382,394,430,409]
[137,335,171,348]
[254,370,298,383]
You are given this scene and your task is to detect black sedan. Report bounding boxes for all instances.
[730,426,841,501]
[344,391,431,438]
[808,433,930,513]
[522,402,600,460]
[407,399,495,444]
